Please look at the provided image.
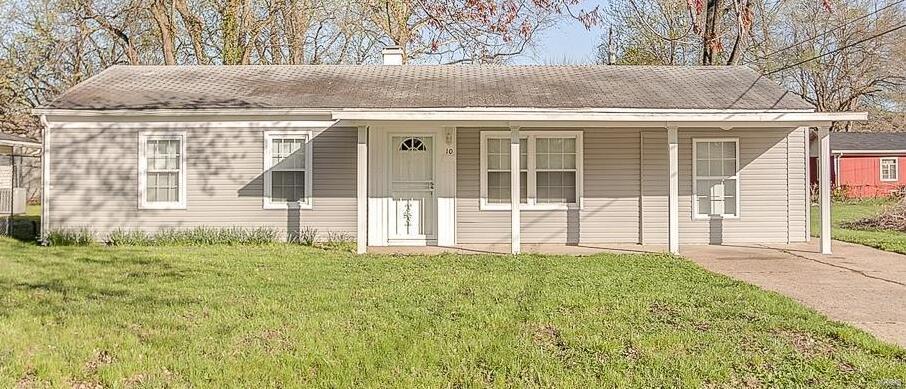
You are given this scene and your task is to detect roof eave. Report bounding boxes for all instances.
[331,109,862,125]
[833,150,906,155]
[34,107,864,127]
[0,139,42,148]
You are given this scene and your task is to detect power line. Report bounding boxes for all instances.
[766,22,906,74]
[762,0,905,58]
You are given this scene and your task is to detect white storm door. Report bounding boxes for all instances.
[389,136,436,241]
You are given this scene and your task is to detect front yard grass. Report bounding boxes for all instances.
[1,238,904,387]
[811,198,906,254]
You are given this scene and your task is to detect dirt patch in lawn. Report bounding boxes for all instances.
[531,324,568,354]
[84,350,114,374]
[238,327,293,354]
[775,329,835,356]
[648,301,680,326]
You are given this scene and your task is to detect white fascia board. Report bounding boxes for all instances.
[33,108,335,117]
[832,150,906,155]
[331,109,867,124]
[33,107,869,125]
[45,120,339,130]
[0,139,42,148]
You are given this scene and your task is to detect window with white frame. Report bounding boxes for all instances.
[486,137,527,204]
[693,139,739,218]
[480,131,582,210]
[264,131,312,209]
[139,132,186,209]
[881,157,898,182]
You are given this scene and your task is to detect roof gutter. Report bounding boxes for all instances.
[33,108,336,117]
[330,110,866,124]
[832,149,906,155]
[32,107,867,125]
[0,139,42,148]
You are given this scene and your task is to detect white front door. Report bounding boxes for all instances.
[389,135,436,242]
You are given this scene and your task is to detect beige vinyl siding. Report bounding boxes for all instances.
[641,128,804,244]
[580,128,643,243]
[45,123,356,238]
[788,127,808,242]
[456,127,511,244]
[640,131,668,244]
[456,127,643,244]
[456,127,581,244]
[459,127,807,245]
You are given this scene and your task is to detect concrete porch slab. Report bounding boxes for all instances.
[367,243,666,255]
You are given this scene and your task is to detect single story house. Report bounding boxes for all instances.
[809,132,906,198]
[0,133,41,215]
[35,48,865,254]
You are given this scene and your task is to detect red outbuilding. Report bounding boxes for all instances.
[810,132,906,198]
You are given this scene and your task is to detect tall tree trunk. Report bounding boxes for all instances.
[701,0,721,65]
[173,0,208,64]
[150,0,177,65]
[726,0,752,65]
[269,27,283,64]
[283,0,311,65]
[221,0,243,65]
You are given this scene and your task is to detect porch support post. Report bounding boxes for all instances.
[356,125,368,254]
[819,126,832,255]
[510,125,521,255]
[667,126,679,254]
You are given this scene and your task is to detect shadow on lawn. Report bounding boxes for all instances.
[1,214,41,244]
[1,275,203,311]
[0,246,204,314]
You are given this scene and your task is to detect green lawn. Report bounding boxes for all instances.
[24,204,40,217]
[1,239,904,387]
[811,198,906,254]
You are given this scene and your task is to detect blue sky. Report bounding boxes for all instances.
[513,1,609,65]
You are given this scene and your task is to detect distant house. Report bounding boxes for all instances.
[810,132,906,198]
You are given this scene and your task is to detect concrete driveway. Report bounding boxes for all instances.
[683,240,906,347]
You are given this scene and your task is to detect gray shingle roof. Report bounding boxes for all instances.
[832,132,906,151]
[46,65,813,111]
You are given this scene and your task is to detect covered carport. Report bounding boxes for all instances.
[0,132,42,234]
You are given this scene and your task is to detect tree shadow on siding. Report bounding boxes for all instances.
[237,126,356,241]
[48,121,355,242]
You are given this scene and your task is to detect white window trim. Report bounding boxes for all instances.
[263,130,314,210]
[138,131,187,210]
[479,130,583,211]
[880,157,898,182]
[692,138,740,220]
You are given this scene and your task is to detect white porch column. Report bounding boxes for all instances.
[667,126,679,254]
[804,127,811,241]
[819,126,832,254]
[510,125,521,255]
[356,126,368,254]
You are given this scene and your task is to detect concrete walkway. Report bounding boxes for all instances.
[682,241,906,347]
